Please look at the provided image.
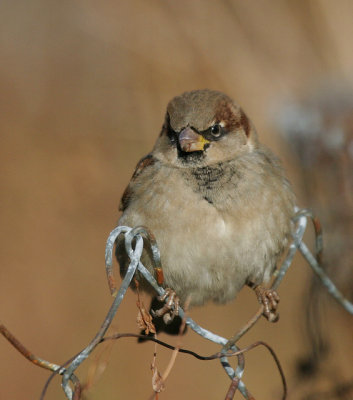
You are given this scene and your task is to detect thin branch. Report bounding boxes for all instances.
[0,323,81,400]
[0,323,62,373]
[162,297,190,382]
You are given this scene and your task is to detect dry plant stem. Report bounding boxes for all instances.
[135,279,156,335]
[162,297,190,382]
[150,338,165,395]
[161,345,178,382]
[143,279,165,398]
[149,298,190,399]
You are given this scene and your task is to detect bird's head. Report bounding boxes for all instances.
[154,89,259,167]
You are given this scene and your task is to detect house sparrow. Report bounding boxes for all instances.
[116,89,295,332]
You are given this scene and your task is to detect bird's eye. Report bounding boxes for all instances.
[210,124,222,137]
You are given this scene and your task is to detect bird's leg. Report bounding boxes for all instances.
[249,283,280,322]
[151,288,180,325]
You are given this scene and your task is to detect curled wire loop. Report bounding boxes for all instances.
[105,226,130,295]
[105,225,163,296]
[60,209,353,400]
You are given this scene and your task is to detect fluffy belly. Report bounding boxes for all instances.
[118,204,259,306]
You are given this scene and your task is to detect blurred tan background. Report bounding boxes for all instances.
[1,1,352,399]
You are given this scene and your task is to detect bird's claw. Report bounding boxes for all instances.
[151,288,180,325]
[255,286,280,322]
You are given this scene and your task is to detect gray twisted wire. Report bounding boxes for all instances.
[61,208,353,399]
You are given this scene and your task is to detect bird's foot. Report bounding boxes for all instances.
[254,285,280,322]
[151,288,180,325]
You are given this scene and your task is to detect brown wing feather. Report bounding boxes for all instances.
[119,154,156,212]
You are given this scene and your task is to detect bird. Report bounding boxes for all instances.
[115,89,296,334]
